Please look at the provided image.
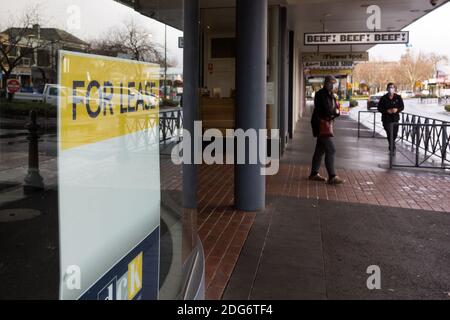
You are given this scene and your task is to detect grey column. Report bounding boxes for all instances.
[279,7,288,155]
[235,0,268,212]
[288,30,294,139]
[183,0,200,209]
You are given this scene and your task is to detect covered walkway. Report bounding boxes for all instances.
[164,115,450,300]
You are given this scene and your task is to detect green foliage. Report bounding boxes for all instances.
[349,100,359,108]
[0,99,56,118]
[161,99,180,108]
[352,95,369,100]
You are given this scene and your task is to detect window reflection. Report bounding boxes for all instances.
[0,0,189,300]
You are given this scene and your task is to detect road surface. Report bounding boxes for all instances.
[351,98,450,122]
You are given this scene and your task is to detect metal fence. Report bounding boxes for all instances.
[160,107,183,144]
[357,111,386,139]
[390,114,450,169]
[418,96,450,105]
[357,111,450,169]
[120,108,183,151]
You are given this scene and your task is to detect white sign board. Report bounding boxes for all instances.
[178,37,184,49]
[304,31,409,46]
[58,51,161,300]
[302,52,369,62]
[303,61,354,69]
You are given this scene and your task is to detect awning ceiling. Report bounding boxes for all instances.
[114,0,448,53]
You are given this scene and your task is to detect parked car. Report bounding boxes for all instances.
[399,91,414,99]
[367,92,385,111]
[12,91,43,103]
[41,83,160,110]
[42,84,60,106]
[439,89,450,98]
[42,84,86,107]
[107,87,160,110]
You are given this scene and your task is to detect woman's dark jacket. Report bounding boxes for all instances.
[311,88,340,138]
[377,93,405,124]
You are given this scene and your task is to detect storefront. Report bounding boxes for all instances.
[0,0,444,301]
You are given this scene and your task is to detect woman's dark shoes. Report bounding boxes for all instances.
[309,174,327,182]
[328,176,346,185]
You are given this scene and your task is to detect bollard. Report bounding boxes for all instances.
[23,110,44,194]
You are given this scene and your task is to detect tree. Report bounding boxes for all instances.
[353,51,446,93]
[395,50,434,92]
[89,19,177,67]
[353,59,396,94]
[0,5,50,99]
[428,53,448,78]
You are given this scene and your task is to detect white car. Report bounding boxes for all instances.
[42,84,59,106]
[105,87,160,110]
[42,84,159,110]
[43,84,85,107]
[399,91,414,99]
[13,91,43,102]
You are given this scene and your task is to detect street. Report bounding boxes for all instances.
[351,98,450,122]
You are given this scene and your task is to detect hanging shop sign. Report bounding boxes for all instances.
[178,37,184,49]
[302,52,369,62]
[306,68,354,76]
[304,31,409,46]
[58,51,161,300]
[303,61,354,69]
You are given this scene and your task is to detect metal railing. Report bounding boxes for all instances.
[160,107,183,144]
[120,108,183,150]
[439,96,450,105]
[357,111,450,169]
[419,96,450,105]
[390,114,450,169]
[357,111,386,138]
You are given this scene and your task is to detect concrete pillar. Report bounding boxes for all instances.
[288,30,294,139]
[279,7,288,154]
[268,6,280,132]
[183,0,200,209]
[235,0,268,212]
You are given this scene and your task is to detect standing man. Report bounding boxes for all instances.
[378,83,405,153]
[309,76,345,185]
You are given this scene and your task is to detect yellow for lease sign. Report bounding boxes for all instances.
[59,51,160,150]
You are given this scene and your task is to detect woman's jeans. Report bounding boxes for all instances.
[311,137,336,178]
[383,121,400,151]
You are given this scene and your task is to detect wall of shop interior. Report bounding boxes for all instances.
[199,5,307,139]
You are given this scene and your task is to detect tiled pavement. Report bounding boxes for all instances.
[161,161,256,300]
[268,164,450,212]
[161,115,450,300]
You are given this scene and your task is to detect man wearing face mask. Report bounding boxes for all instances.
[309,76,345,185]
[378,83,405,153]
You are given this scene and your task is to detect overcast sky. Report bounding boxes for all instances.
[1,0,449,67]
[0,0,184,66]
[369,1,450,63]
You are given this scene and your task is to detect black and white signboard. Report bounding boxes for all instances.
[303,60,354,69]
[302,52,369,62]
[304,31,409,46]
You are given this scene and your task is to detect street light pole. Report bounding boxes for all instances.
[164,24,167,100]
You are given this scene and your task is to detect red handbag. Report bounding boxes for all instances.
[319,119,334,137]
